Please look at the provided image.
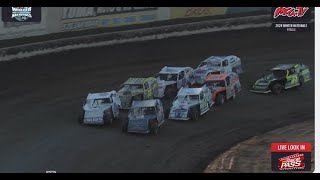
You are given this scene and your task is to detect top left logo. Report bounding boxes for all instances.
[11,7,32,22]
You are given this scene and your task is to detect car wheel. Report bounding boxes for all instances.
[216,94,225,105]
[103,110,113,126]
[232,87,238,100]
[122,120,128,133]
[191,108,200,121]
[165,87,176,100]
[271,83,284,95]
[299,76,304,87]
[165,107,171,119]
[78,111,85,125]
[150,120,159,135]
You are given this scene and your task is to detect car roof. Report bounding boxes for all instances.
[204,55,237,63]
[206,73,229,81]
[178,87,202,96]
[271,64,295,70]
[132,100,157,107]
[87,92,112,100]
[159,66,190,74]
[123,77,153,85]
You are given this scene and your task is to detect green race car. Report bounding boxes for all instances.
[118,77,164,109]
[251,64,311,95]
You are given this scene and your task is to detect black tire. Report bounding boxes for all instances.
[232,87,238,100]
[215,94,225,105]
[103,110,113,125]
[165,87,176,100]
[122,120,128,133]
[78,111,85,125]
[149,120,159,135]
[271,83,284,95]
[133,95,143,101]
[190,108,200,121]
[164,107,171,119]
[299,76,304,87]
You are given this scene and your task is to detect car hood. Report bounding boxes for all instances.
[83,104,112,111]
[171,100,198,110]
[129,114,157,121]
[158,80,176,87]
[118,86,143,96]
[194,67,221,77]
[254,74,277,87]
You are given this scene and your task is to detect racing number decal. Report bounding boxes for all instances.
[291,75,298,85]
[200,100,208,113]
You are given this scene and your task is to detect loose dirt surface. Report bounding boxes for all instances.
[0,28,314,172]
[204,120,314,173]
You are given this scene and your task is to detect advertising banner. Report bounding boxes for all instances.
[169,7,227,19]
[61,7,159,31]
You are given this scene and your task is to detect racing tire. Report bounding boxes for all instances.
[150,120,159,136]
[133,95,143,101]
[190,108,200,121]
[165,87,176,100]
[298,76,304,87]
[271,83,284,95]
[103,110,114,126]
[78,111,85,125]
[232,87,238,101]
[122,120,128,133]
[164,107,171,119]
[215,94,225,105]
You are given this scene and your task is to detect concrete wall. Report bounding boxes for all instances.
[0,7,271,40]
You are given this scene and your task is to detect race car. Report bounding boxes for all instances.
[251,64,312,95]
[78,91,121,125]
[190,55,243,86]
[205,72,241,105]
[118,77,164,109]
[168,86,214,121]
[154,66,194,99]
[122,99,165,135]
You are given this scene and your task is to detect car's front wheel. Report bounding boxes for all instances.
[190,108,200,121]
[271,83,284,95]
[78,111,85,125]
[103,109,114,125]
[122,120,128,133]
[150,120,159,135]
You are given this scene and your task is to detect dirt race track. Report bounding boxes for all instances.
[0,28,314,173]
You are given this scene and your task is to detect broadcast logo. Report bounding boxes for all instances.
[271,142,311,171]
[11,7,32,22]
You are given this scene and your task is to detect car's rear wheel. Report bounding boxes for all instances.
[271,83,284,95]
[215,94,225,105]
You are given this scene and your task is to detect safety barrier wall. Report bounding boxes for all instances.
[0,7,271,40]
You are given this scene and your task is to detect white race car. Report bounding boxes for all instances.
[191,55,243,86]
[78,91,121,125]
[155,66,194,99]
[168,85,214,121]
